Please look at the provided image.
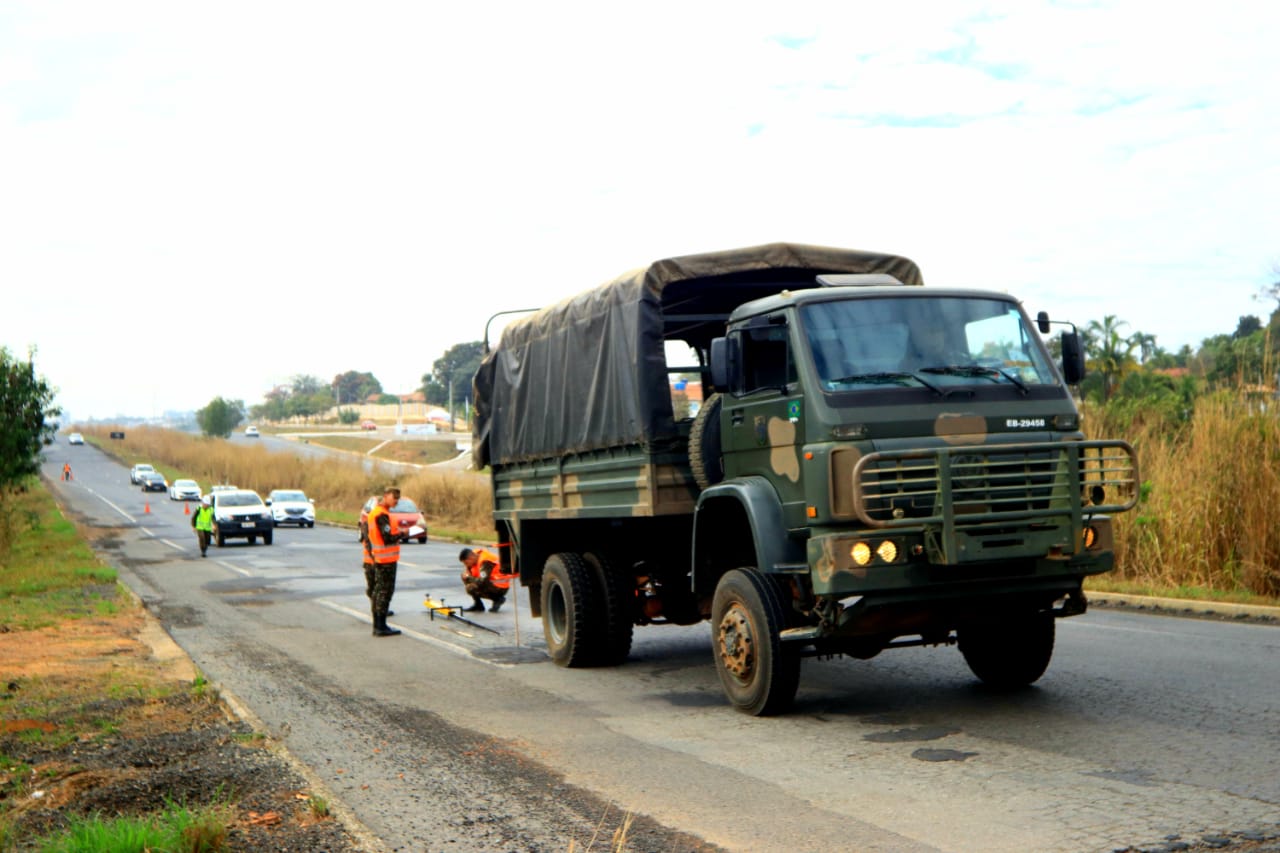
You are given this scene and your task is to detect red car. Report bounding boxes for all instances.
[359,496,428,544]
[360,420,377,430]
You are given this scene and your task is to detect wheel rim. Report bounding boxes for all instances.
[547,581,568,646]
[717,602,755,683]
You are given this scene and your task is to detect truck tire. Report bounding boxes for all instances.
[263,531,273,546]
[541,553,599,668]
[689,393,724,490]
[711,568,800,716]
[215,529,225,548]
[959,612,1055,688]
[583,552,633,665]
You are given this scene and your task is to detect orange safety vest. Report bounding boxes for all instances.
[364,504,400,565]
[469,547,513,589]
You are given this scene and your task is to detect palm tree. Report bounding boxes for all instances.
[1086,316,1137,401]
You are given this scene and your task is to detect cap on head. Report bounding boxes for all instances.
[202,496,211,505]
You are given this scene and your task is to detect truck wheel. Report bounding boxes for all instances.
[959,612,1055,688]
[711,568,800,716]
[215,530,225,547]
[541,553,599,668]
[689,393,724,491]
[583,552,633,666]
[263,531,273,546]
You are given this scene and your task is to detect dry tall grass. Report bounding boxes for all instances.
[81,426,494,534]
[1086,393,1280,597]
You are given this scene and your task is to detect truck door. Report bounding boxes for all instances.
[722,315,807,523]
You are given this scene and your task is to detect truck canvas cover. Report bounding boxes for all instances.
[473,242,923,468]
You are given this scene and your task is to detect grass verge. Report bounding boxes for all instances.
[0,482,119,632]
[297,435,462,466]
[0,479,355,851]
[1084,576,1280,608]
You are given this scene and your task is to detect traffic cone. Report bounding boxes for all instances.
[144,502,151,514]
[184,502,190,515]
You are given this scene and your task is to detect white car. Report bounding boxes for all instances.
[129,463,156,484]
[68,433,85,445]
[169,479,202,501]
[209,489,273,546]
[266,489,315,527]
[245,425,260,437]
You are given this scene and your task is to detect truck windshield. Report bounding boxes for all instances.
[800,296,1059,393]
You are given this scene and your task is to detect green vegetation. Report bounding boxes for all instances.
[34,799,233,853]
[1074,303,1280,599]
[195,396,245,439]
[0,348,60,559]
[307,795,330,819]
[0,483,119,631]
[421,340,484,407]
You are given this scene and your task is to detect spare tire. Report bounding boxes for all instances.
[689,393,724,490]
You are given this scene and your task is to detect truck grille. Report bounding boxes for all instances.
[851,440,1138,528]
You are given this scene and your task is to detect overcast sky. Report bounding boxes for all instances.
[3,2,1278,421]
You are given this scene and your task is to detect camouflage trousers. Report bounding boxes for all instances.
[363,561,397,618]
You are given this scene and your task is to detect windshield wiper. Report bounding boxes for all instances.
[919,364,1029,395]
[828,371,946,396]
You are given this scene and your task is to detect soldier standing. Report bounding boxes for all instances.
[364,487,405,637]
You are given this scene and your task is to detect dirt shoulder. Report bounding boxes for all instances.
[0,484,364,851]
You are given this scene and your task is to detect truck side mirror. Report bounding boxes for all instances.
[1061,330,1086,384]
[1036,311,1051,334]
[709,336,733,390]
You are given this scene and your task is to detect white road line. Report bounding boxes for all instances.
[217,560,253,577]
[160,539,186,552]
[80,486,137,523]
[316,599,510,667]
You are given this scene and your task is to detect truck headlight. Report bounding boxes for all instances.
[851,542,872,566]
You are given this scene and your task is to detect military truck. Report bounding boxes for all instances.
[473,243,1137,715]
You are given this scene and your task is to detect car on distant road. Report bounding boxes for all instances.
[245,426,260,437]
[360,420,377,431]
[266,489,315,528]
[359,496,428,544]
[168,479,202,501]
[130,463,156,484]
[68,433,85,445]
[139,472,168,492]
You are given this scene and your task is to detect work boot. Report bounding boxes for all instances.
[372,613,401,637]
[464,598,485,613]
[489,597,504,613]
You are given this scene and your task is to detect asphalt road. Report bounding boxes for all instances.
[45,441,1280,852]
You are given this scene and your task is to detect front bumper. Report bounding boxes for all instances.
[142,483,167,492]
[273,510,314,525]
[214,518,274,538]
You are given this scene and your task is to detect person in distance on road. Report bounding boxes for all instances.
[192,496,214,558]
[458,547,512,613]
[62,462,72,481]
[364,487,408,637]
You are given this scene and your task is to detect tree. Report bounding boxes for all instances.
[337,408,361,425]
[1085,315,1138,401]
[196,397,245,438]
[1234,315,1262,340]
[332,371,382,405]
[290,374,326,397]
[0,348,60,556]
[1128,331,1159,364]
[421,341,485,406]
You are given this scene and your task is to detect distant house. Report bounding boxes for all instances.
[399,391,427,403]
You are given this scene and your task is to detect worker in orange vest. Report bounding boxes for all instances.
[459,547,514,612]
[363,487,407,637]
[62,462,72,481]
